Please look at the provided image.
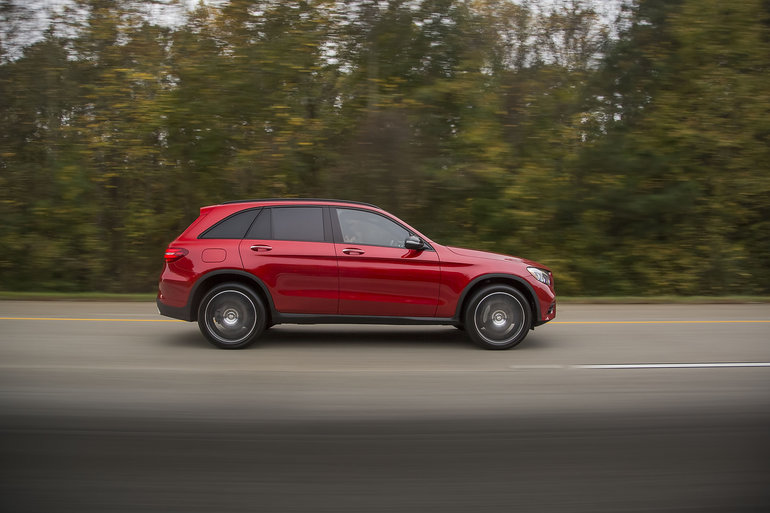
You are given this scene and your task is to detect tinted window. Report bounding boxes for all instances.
[245,209,271,239]
[272,207,325,242]
[337,208,409,248]
[200,208,260,239]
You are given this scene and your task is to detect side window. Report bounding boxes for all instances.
[336,208,409,248]
[200,208,260,239]
[271,207,325,242]
[245,208,270,239]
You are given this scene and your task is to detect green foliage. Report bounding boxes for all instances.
[0,0,768,295]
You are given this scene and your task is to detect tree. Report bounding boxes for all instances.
[0,0,768,295]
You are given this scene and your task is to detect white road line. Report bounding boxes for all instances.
[510,362,770,370]
[574,362,770,369]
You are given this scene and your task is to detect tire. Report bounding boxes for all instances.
[463,285,531,350]
[197,282,266,349]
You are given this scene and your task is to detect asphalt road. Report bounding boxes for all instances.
[1,301,769,512]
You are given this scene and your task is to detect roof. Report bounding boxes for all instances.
[220,198,381,209]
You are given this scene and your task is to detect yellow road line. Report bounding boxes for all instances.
[0,317,767,324]
[552,320,770,324]
[0,317,182,322]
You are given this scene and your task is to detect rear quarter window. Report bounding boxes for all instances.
[199,208,260,239]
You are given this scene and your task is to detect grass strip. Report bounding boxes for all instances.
[558,296,770,304]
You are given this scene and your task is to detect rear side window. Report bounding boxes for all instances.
[245,208,271,239]
[199,208,260,239]
[271,207,325,242]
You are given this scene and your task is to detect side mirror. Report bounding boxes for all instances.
[405,235,424,251]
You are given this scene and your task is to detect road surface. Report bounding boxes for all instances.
[1,301,769,512]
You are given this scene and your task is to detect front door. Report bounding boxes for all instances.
[333,207,441,317]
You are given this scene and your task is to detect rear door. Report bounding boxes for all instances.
[333,207,441,317]
[239,207,339,314]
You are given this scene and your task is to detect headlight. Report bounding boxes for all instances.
[527,267,551,286]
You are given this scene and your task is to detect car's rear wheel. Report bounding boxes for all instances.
[197,283,266,349]
[463,285,531,350]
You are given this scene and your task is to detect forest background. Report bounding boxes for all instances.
[1,0,768,296]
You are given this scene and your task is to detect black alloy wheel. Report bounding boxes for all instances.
[197,283,266,349]
[464,285,531,350]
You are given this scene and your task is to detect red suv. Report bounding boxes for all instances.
[158,199,556,349]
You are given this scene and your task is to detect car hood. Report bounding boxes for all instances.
[446,246,548,270]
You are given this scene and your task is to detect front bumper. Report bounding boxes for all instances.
[534,300,556,327]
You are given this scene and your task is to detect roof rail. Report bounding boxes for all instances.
[220,198,381,209]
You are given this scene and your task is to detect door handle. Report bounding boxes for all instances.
[342,248,365,255]
[250,244,272,252]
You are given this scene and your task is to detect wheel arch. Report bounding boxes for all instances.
[188,270,276,323]
[454,274,540,327]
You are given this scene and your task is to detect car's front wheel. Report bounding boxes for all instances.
[463,285,531,350]
[197,283,266,349]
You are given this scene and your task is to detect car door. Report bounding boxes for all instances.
[239,207,339,314]
[333,207,441,317]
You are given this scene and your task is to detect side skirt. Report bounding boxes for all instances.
[273,313,458,326]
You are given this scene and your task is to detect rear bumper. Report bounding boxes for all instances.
[157,297,193,322]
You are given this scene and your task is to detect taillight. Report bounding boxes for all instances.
[164,247,188,263]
